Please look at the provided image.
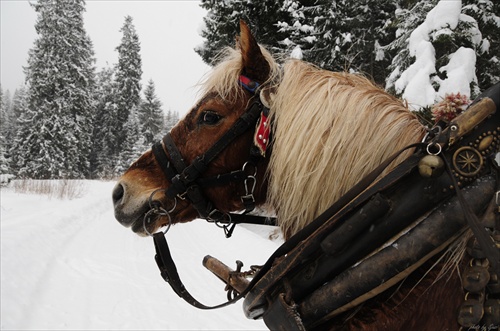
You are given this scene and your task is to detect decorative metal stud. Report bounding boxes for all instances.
[453,146,483,177]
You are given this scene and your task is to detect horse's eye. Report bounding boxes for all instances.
[199,111,222,125]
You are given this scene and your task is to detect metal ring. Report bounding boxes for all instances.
[215,213,232,229]
[143,207,172,237]
[426,142,442,156]
[148,188,177,213]
[242,162,257,177]
[166,197,177,213]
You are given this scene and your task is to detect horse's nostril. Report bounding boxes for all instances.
[112,183,125,205]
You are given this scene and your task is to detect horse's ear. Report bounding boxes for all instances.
[238,20,270,83]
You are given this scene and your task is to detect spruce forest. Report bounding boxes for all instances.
[1,0,499,180]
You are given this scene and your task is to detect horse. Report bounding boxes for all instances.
[113,20,498,330]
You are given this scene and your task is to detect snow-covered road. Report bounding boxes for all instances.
[1,180,281,330]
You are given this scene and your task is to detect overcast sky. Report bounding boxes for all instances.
[0,0,212,117]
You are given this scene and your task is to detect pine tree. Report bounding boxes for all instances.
[276,0,323,60]
[386,0,486,110]
[385,0,438,97]
[90,67,118,178]
[196,0,498,108]
[197,0,290,64]
[0,86,7,140]
[139,79,164,146]
[15,0,96,179]
[1,88,12,131]
[164,110,180,135]
[115,15,143,172]
[115,108,146,175]
[304,0,397,84]
[7,86,29,175]
[0,86,10,175]
[115,16,142,145]
[462,0,500,90]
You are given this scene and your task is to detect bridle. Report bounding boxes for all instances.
[148,75,274,237]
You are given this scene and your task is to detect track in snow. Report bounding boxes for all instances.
[1,181,281,330]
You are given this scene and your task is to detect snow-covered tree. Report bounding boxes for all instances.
[0,86,7,139]
[276,0,322,61]
[197,0,398,84]
[386,0,488,111]
[139,79,164,146]
[115,108,146,174]
[0,86,10,175]
[164,110,180,135]
[197,0,498,111]
[462,0,500,90]
[15,0,96,179]
[115,15,142,144]
[7,86,29,175]
[197,0,290,64]
[1,87,12,129]
[89,67,119,178]
[301,0,397,84]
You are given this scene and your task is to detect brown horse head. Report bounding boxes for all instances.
[114,19,426,239]
[113,21,276,236]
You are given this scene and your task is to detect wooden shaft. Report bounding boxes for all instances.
[203,255,250,294]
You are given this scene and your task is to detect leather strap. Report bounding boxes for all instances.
[443,155,500,275]
[153,142,424,310]
[154,232,246,309]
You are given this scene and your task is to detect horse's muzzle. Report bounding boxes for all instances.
[112,181,148,230]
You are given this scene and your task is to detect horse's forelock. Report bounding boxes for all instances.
[198,46,281,104]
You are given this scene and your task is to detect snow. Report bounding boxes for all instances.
[395,40,436,108]
[290,46,303,60]
[303,36,316,44]
[1,180,282,330]
[438,47,477,97]
[374,40,384,61]
[394,0,483,110]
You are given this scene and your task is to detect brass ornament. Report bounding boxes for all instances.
[478,135,494,152]
[453,146,483,177]
[418,154,445,178]
[463,265,491,293]
[483,299,500,326]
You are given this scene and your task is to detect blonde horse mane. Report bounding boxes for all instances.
[200,47,427,239]
[268,60,427,237]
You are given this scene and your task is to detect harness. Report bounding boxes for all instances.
[149,77,500,329]
[150,75,274,237]
[148,75,278,309]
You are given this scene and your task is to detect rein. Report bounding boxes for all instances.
[152,140,427,310]
[147,74,277,310]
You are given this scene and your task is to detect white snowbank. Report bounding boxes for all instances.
[1,180,282,330]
